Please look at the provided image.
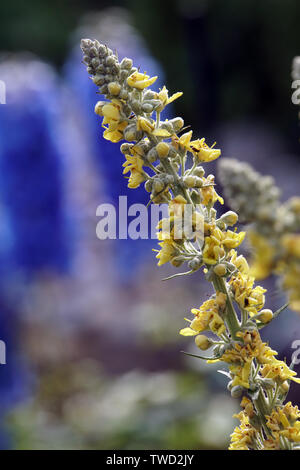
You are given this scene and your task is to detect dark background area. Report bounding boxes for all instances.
[2,0,300,139]
[0,0,299,450]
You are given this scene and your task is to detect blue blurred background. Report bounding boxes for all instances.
[0,0,299,449]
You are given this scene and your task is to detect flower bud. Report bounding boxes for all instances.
[163,175,174,185]
[144,180,153,193]
[258,309,273,323]
[227,380,234,391]
[156,142,170,158]
[105,55,117,67]
[193,166,205,178]
[147,147,158,163]
[160,121,174,134]
[219,211,238,226]
[213,264,227,277]
[168,146,178,159]
[280,381,290,393]
[190,190,201,205]
[195,335,213,350]
[93,74,106,86]
[119,89,129,100]
[105,74,115,83]
[108,82,121,95]
[183,176,196,188]
[94,101,106,116]
[120,69,129,81]
[194,177,204,188]
[120,57,133,70]
[231,386,243,398]
[144,90,157,100]
[142,102,154,113]
[91,57,100,68]
[170,256,185,267]
[188,257,203,271]
[153,179,164,193]
[170,117,184,132]
[99,84,109,94]
[124,124,139,141]
[120,143,132,154]
[131,100,142,114]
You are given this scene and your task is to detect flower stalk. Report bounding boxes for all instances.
[81,38,300,450]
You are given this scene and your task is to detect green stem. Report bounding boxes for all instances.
[160,158,194,206]
[253,389,271,439]
[211,273,240,339]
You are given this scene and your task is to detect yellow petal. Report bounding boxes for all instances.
[167,91,183,104]
[179,327,198,336]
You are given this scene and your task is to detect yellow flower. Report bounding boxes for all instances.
[137,116,155,133]
[209,330,274,388]
[127,170,145,189]
[279,260,300,312]
[189,138,221,162]
[202,235,225,265]
[261,360,300,384]
[127,71,157,90]
[266,402,300,443]
[180,293,226,337]
[201,175,224,206]
[102,101,121,123]
[229,363,252,389]
[249,231,275,280]
[96,99,127,142]
[103,121,127,143]
[229,272,266,314]
[229,411,257,450]
[122,154,145,188]
[155,239,178,266]
[173,130,193,152]
[202,227,245,265]
[281,233,300,258]
[229,249,249,274]
[157,86,183,110]
[223,230,246,249]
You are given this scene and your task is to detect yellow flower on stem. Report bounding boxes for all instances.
[229,272,266,314]
[137,116,155,133]
[189,138,221,162]
[102,100,121,123]
[229,411,257,450]
[173,130,193,152]
[127,71,158,90]
[202,227,245,265]
[201,175,224,206]
[122,154,145,188]
[103,121,127,143]
[180,293,226,337]
[157,86,183,110]
[155,239,178,266]
[229,249,249,274]
[261,360,300,384]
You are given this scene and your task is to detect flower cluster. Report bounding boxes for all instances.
[218,158,300,312]
[81,39,300,450]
